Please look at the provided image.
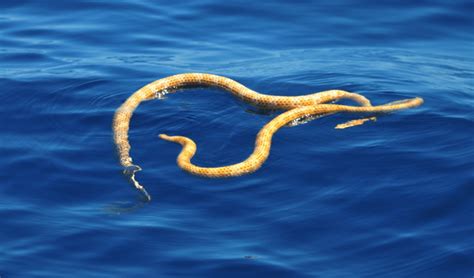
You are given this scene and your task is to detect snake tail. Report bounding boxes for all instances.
[158,97,423,177]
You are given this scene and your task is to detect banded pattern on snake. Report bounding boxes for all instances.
[113,73,423,199]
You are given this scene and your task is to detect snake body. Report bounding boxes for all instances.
[113,73,423,198]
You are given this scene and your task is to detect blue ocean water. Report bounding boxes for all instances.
[1,0,473,276]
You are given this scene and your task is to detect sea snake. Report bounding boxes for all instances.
[113,73,423,200]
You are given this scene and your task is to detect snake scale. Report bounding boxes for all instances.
[113,73,423,200]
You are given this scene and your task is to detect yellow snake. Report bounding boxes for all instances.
[113,73,423,200]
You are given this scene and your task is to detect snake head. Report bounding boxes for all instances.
[122,164,151,202]
[123,164,142,176]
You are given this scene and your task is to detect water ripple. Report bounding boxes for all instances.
[1,0,473,277]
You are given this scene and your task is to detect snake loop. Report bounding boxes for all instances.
[113,73,423,199]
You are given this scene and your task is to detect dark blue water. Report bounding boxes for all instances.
[1,0,473,277]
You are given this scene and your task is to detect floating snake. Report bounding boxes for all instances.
[113,73,423,200]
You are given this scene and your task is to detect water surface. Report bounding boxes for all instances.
[1,0,473,277]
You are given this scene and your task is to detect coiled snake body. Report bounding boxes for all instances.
[113,73,423,199]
